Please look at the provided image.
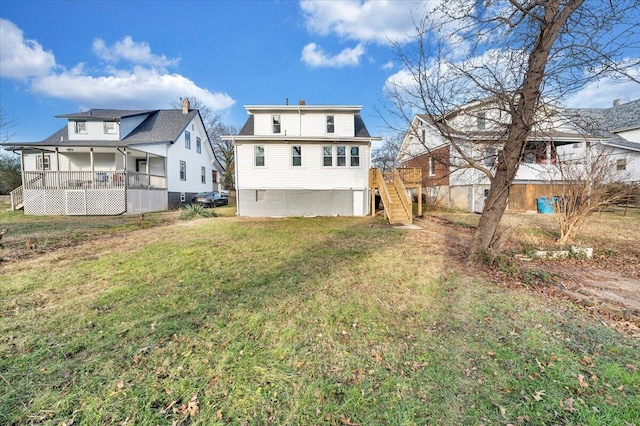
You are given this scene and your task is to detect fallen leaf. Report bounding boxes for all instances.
[339,415,359,425]
[187,394,199,418]
[533,390,546,401]
[116,380,124,389]
[626,364,638,371]
[215,409,223,420]
[578,374,589,389]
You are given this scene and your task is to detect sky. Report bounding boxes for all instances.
[1,0,639,145]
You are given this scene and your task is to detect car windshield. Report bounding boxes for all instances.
[196,192,209,197]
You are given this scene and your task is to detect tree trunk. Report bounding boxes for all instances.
[467,0,584,262]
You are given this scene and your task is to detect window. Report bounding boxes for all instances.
[323,146,333,166]
[350,147,360,166]
[326,115,335,133]
[421,129,426,142]
[185,131,191,149]
[255,145,265,167]
[75,121,87,134]
[36,155,51,170]
[484,148,498,167]
[272,115,281,133]
[180,161,186,180]
[212,170,218,183]
[337,146,346,166]
[429,156,436,176]
[196,137,201,153]
[477,112,486,130]
[292,145,302,167]
[104,121,117,134]
[617,159,627,171]
[201,166,206,183]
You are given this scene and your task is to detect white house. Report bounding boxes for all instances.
[398,98,640,212]
[226,101,381,217]
[3,99,224,215]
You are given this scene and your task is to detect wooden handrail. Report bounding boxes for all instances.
[393,169,412,219]
[10,185,24,210]
[375,168,393,221]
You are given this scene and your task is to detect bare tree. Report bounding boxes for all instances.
[0,105,21,194]
[211,124,237,190]
[547,144,635,244]
[385,0,640,262]
[372,136,402,172]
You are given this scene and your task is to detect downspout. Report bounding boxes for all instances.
[20,148,25,187]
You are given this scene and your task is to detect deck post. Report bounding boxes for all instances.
[418,185,422,217]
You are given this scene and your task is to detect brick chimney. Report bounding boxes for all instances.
[613,99,622,107]
[299,99,306,105]
[182,98,190,114]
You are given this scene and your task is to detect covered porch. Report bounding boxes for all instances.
[14,146,168,215]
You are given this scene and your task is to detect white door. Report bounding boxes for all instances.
[352,190,364,216]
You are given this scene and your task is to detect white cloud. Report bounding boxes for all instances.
[300,0,426,45]
[565,67,640,108]
[30,66,235,111]
[1,20,233,112]
[0,18,56,80]
[382,60,394,70]
[301,42,365,68]
[92,36,180,69]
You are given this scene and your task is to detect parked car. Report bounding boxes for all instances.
[191,191,228,207]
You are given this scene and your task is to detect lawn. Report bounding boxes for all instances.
[1,213,639,425]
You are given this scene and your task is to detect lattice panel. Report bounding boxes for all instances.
[127,189,168,214]
[23,189,126,215]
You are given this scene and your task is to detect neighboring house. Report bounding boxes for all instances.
[398,98,640,212]
[226,101,381,217]
[2,99,224,215]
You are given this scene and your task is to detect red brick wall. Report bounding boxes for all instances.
[402,145,450,187]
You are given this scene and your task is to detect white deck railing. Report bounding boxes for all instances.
[10,185,24,210]
[22,171,166,190]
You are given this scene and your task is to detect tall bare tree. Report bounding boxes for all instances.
[385,0,640,262]
[372,136,402,172]
[0,105,21,194]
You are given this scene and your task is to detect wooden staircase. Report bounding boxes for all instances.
[369,168,421,225]
[10,185,24,211]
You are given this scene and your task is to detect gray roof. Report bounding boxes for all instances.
[237,114,371,138]
[568,99,640,151]
[56,109,155,120]
[2,109,200,148]
[239,115,254,136]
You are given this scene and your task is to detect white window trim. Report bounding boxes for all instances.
[322,146,333,167]
[429,156,436,176]
[254,145,266,167]
[272,115,281,134]
[185,131,191,149]
[180,160,186,181]
[292,145,302,167]
[326,115,335,134]
[196,137,202,154]
[350,146,360,167]
[201,166,206,183]
[75,121,87,134]
[37,155,51,170]
[337,145,346,167]
[104,121,117,134]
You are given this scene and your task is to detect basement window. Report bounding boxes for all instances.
[617,159,627,171]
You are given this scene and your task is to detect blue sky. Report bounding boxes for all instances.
[1,0,639,145]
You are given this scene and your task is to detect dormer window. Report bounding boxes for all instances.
[104,121,117,134]
[326,115,335,133]
[75,121,87,134]
[272,115,281,134]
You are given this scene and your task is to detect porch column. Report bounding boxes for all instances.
[19,148,25,187]
[546,142,551,164]
[146,152,150,188]
[90,148,95,188]
[56,147,60,189]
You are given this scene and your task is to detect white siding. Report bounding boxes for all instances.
[67,120,120,141]
[166,115,217,193]
[617,128,640,142]
[236,142,370,190]
[252,112,355,137]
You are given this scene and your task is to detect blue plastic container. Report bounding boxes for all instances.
[536,197,555,214]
